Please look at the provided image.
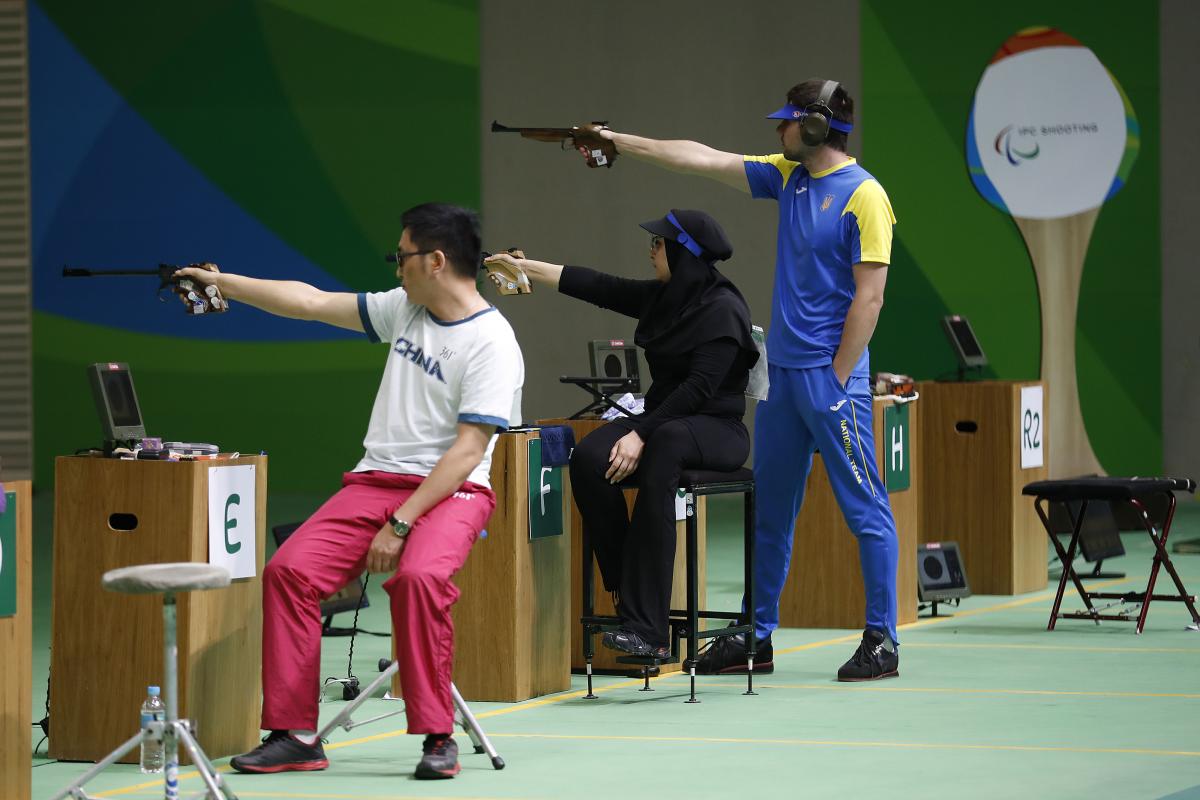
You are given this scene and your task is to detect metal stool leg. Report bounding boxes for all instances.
[52,591,237,800]
[581,516,598,699]
[744,485,758,696]
[685,490,699,704]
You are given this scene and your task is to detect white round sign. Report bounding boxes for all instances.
[968,31,1135,220]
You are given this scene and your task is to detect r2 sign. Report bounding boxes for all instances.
[1020,385,1045,469]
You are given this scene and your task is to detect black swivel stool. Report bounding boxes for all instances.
[1023,476,1200,634]
[580,466,757,702]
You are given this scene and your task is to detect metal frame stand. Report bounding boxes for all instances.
[580,471,758,703]
[52,594,237,800]
[316,659,504,770]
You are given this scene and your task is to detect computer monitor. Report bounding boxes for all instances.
[587,339,641,393]
[941,315,988,371]
[87,362,146,441]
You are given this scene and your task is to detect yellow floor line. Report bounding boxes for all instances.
[91,578,1140,796]
[770,579,1130,657]
[902,642,1200,654]
[698,682,1200,700]
[487,731,1200,758]
[118,792,528,800]
[90,677,654,798]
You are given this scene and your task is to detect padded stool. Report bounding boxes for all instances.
[1023,477,1200,634]
[52,563,236,800]
[581,467,757,702]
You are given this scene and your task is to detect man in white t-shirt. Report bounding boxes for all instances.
[176,203,523,780]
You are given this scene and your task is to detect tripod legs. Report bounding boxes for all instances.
[316,659,505,770]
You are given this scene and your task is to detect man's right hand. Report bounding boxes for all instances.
[174,262,221,286]
[572,123,618,168]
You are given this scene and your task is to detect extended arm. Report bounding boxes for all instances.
[174,265,363,332]
[832,263,889,386]
[592,129,749,193]
[365,422,494,573]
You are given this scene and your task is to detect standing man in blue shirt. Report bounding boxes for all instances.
[575,79,899,680]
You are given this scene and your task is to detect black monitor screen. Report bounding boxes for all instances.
[88,362,146,440]
[101,370,142,428]
[948,318,983,358]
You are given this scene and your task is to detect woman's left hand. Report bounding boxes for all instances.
[606,430,645,483]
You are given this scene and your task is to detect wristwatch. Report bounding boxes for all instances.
[388,514,412,538]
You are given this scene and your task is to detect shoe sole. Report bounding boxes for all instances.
[698,660,774,676]
[837,670,899,682]
[415,763,461,780]
[230,758,329,774]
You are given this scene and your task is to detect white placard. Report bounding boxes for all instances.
[970,45,1127,219]
[208,464,257,579]
[674,488,687,522]
[1020,386,1045,469]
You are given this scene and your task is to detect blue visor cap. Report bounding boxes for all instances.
[766,103,853,134]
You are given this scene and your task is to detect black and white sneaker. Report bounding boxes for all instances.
[837,628,899,681]
[415,734,460,779]
[230,731,329,773]
[694,625,773,675]
[602,628,671,660]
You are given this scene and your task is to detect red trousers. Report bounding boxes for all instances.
[261,470,495,734]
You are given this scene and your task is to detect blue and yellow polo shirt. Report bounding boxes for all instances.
[744,155,896,375]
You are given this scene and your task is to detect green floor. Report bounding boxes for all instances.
[25,494,1200,800]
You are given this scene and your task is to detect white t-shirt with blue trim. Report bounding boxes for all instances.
[353,288,524,488]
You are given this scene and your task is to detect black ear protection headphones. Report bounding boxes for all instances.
[800,79,841,147]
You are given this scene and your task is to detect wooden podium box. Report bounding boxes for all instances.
[915,381,1049,595]
[540,419,707,675]
[780,398,919,629]
[1,479,31,800]
[406,430,571,703]
[50,456,266,764]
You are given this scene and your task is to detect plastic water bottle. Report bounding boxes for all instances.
[139,685,165,773]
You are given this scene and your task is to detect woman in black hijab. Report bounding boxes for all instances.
[484,209,759,658]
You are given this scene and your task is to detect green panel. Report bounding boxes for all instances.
[34,311,384,492]
[37,0,479,290]
[862,1,1160,474]
[527,439,564,540]
[34,2,481,491]
[883,404,910,492]
[0,492,16,617]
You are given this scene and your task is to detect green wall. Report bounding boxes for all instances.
[862,1,1161,475]
[33,1,480,491]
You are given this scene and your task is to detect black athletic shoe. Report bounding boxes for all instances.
[837,628,899,682]
[230,731,329,774]
[415,734,460,779]
[601,628,671,660]
[695,626,773,675]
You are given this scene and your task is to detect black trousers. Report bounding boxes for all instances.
[569,415,749,646]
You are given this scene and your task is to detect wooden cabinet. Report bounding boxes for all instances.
[49,456,266,764]
[0,479,31,800]
[409,430,572,702]
[916,381,1049,595]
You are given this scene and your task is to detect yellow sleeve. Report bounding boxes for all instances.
[842,179,896,265]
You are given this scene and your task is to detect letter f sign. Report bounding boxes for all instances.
[539,467,553,516]
[224,494,242,554]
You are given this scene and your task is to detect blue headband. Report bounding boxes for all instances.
[765,103,853,134]
[666,211,705,259]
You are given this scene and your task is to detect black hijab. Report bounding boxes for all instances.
[634,209,759,366]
